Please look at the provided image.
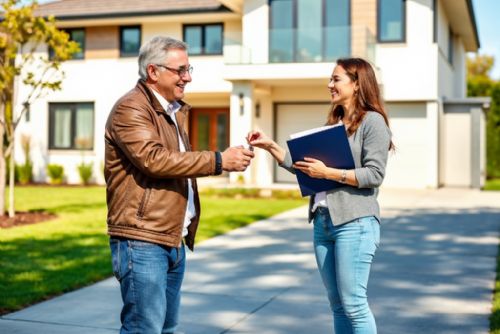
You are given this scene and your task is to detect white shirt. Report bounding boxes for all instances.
[152,90,196,238]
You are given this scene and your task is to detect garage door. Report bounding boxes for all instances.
[384,102,429,188]
[275,103,330,183]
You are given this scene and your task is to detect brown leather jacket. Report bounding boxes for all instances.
[104,80,217,250]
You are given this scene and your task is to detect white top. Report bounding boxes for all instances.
[152,90,195,238]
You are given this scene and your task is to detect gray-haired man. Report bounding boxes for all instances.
[105,36,254,334]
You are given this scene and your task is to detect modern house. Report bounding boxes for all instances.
[14,0,488,189]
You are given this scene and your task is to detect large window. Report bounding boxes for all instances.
[49,28,85,60]
[183,24,223,55]
[378,0,405,42]
[269,0,350,63]
[49,103,94,150]
[120,26,141,57]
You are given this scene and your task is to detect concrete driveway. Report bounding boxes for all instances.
[1,188,499,334]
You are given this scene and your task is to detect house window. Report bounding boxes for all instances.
[120,26,141,57]
[183,24,223,55]
[378,0,405,42]
[49,103,94,150]
[269,0,350,63]
[49,28,85,60]
[448,27,454,65]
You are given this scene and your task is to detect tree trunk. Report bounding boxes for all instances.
[8,139,14,218]
[0,104,5,217]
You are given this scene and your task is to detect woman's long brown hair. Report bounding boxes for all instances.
[327,57,394,150]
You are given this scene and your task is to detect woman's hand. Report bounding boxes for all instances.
[293,157,328,179]
[246,130,273,151]
[246,130,286,164]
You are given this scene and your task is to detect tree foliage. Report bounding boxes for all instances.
[467,54,500,179]
[0,0,79,216]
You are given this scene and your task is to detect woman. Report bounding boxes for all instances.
[247,57,393,334]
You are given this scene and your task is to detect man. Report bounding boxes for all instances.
[104,36,254,334]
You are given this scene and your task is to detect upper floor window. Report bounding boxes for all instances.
[377,0,406,42]
[183,24,223,55]
[49,28,85,60]
[49,102,94,150]
[448,27,454,65]
[120,26,141,57]
[269,0,350,63]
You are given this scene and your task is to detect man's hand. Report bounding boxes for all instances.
[221,146,255,172]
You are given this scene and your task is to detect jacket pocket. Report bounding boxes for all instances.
[136,187,152,219]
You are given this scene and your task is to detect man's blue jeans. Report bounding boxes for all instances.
[313,207,380,334]
[110,238,185,334]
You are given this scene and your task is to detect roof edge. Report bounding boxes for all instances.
[37,6,232,21]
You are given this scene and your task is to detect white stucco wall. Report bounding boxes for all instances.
[376,0,437,101]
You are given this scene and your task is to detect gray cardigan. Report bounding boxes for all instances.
[280,111,391,225]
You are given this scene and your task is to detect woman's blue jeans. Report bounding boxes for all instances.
[110,238,185,334]
[313,207,380,334]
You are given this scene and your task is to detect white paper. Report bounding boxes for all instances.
[289,123,343,139]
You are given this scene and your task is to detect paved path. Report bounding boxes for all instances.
[1,188,499,333]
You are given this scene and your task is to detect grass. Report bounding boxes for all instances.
[485,178,500,191]
[0,185,307,315]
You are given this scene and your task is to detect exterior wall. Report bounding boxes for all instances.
[242,0,268,64]
[436,0,467,99]
[376,0,437,101]
[351,0,376,58]
[86,26,119,59]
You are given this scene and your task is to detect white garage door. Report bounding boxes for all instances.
[384,103,429,188]
[275,103,330,183]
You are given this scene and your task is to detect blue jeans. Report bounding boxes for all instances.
[110,238,185,334]
[313,207,380,334]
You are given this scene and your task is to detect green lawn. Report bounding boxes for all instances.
[0,186,307,314]
[485,178,500,191]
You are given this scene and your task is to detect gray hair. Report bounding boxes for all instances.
[138,36,188,80]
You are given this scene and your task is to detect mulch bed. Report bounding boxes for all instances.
[0,211,57,229]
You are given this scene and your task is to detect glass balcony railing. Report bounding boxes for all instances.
[223,26,375,65]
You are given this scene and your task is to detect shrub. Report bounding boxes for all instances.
[16,161,33,185]
[77,161,93,185]
[47,164,64,184]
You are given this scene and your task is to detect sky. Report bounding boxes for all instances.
[33,0,500,78]
[471,0,500,79]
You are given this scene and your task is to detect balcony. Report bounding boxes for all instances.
[222,26,375,83]
[223,26,375,66]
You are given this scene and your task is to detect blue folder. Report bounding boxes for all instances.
[286,125,355,197]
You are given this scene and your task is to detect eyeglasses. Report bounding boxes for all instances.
[155,64,193,77]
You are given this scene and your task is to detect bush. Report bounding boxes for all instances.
[47,164,64,184]
[77,161,93,185]
[16,161,33,185]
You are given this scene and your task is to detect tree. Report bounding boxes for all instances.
[0,0,79,217]
[467,53,500,179]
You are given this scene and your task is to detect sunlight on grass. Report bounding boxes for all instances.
[485,179,500,191]
[0,185,307,314]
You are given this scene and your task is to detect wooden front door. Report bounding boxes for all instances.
[189,108,229,152]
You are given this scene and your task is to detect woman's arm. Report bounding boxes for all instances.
[247,131,286,164]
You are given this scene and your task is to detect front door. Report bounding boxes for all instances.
[189,108,229,152]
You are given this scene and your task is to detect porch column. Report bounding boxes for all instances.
[229,81,254,184]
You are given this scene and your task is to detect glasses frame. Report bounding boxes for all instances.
[155,64,193,77]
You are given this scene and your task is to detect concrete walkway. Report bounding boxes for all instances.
[1,188,500,334]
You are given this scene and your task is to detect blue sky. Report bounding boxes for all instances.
[34,0,499,78]
[472,0,500,79]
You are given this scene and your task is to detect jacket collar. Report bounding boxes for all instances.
[136,79,191,117]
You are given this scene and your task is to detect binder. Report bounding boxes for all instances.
[286,124,355,197]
